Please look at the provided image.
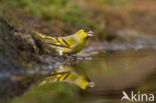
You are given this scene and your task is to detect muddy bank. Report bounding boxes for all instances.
[0,18,73,103]
[0,18,22,103]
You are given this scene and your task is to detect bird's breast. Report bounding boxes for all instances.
[70,40,87,53]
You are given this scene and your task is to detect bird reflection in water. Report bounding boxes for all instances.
[40,65,95,90]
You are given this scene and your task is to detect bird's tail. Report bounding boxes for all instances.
[36,32,52,39]
[35,32,55,44]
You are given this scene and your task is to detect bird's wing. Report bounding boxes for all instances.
[36,32,75,48]
[46,37,69,47]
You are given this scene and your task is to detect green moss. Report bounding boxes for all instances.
[100,0,127,5]
[0,0,95,28]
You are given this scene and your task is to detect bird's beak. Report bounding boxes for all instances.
[88,31,94,37]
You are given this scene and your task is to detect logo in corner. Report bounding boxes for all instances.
[121,91,155,102]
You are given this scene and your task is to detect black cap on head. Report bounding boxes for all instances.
[83,29,90,33]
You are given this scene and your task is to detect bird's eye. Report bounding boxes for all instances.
[83,29,89,33]
[84,30,87,33]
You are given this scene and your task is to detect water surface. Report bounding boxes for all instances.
[6,50,156,103]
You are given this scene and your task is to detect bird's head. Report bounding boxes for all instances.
[75,29,94,40]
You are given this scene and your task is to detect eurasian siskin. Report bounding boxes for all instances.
[36,29,93,55]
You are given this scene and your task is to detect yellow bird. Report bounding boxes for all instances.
[36,29,93,55]
[40,65,95,90]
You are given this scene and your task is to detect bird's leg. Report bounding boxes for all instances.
[56,49,69,59]
[57,50,70,60]
[58,50,63,56]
